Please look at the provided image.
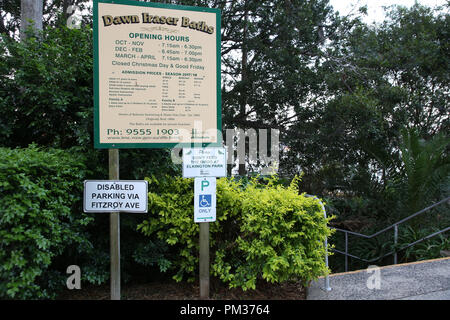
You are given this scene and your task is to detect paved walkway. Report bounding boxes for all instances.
[307,257,450,300]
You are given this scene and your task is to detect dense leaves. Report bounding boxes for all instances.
[284,3,449,227]
[0,26,93,148]
[0,145,92,299]
[138,175,333,290]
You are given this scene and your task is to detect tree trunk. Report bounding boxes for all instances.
[62,0,71,24]
[238,3,249,176]
[20,0,43,40]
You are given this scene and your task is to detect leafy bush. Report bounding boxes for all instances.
[0,145,93,299]
[398,226,450,262]
[138,175,333,290]
[0,27,93,148]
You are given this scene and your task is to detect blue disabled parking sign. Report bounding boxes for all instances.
[194,178,216,223]
[199,195,212,208]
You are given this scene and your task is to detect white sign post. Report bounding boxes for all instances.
[194,177,216,223]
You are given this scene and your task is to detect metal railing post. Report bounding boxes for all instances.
[324,234,331,291]
[320,201,331,291]
[344,232,348,272]
[394,224,398,265]
[306,194,331,291]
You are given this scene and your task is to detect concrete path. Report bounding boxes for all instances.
[307,257,450,300]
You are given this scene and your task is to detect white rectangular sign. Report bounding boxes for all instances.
[194,177,216,223]
[183,147,227,178]
[84,180,148,213]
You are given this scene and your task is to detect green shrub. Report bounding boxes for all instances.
[138,175,333,290]
[0,27,93,148]
[0,145,93,299]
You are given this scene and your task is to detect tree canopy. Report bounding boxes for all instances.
[1,0,448,217]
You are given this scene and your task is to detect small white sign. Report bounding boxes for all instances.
[194,177,216,223]
[84,180,148,213]
[183,147,227,178]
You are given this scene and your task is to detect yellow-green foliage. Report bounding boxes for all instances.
[137,175,333,290]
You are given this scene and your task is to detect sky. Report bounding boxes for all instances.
[77,1,448,24]
[328,0,448,24]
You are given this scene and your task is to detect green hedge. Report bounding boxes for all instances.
[0,145,93,299]
[0,146,333,297]
[138,175,333,290]
[0,146,179,299]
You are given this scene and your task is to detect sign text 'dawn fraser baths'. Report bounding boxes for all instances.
[94,0,221,148]
[102,13,215,34]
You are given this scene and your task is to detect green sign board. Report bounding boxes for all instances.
[93,0,221,148]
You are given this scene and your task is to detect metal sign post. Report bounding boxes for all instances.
[109,149,120,300]
[199,222,210,299]
[93,0,221,300]
[194,177,216,299]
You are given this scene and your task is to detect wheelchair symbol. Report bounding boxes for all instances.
[199,195,211,207]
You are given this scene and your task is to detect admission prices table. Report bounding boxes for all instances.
[94,0,221,148]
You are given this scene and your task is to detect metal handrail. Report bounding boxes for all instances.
[331,227,450,264]
[305,194,331,291]
[330,196,450,271]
